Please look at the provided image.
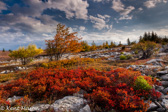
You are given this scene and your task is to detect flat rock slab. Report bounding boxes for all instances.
[161,81,168,87]
[160,74,168,81]
[147,102,158,112]
[7,96,24,105]
[50,96,88,112]
[157,70,168,76]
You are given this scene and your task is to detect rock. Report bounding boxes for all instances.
[160,74,168,81]
[157,53,167,57]
[146,59,163,66]
[157,70,168,76]
[165,66,168,70]
[0,70,6,74]
[126,65,137,69]
[161,81,168,87]
[164,95,168,99]
[162,87,168,95]
[50,96,88,112]
[155,86,164,92]
[159,92,165,101]
[79,105,91,112]
[73,90,87,98]
[29,104,50,112]
[7,96,24,105]
[156,107,166,112]
[162,99,168,109]
[147,102,158,112]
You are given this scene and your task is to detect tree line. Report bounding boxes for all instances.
[9,24,168,64]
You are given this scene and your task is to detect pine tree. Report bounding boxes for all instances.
[127,38,131,45]
[2,48,5,52]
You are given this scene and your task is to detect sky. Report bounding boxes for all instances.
[0,0,168,50]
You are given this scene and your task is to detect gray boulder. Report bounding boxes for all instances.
[147,102,158,112]
[79,105,91,112]
[7,96,24,105]
[161,81,168,87]
[162,99,168,109]
[50,96,89,112]
[155,86,164,92]
[146,59,163,66]
[165,66,168,69]
[160,74,168,81]
[157,70,168,76]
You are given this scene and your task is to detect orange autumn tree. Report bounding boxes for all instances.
[45,24,82,61]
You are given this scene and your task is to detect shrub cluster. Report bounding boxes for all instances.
[41,58,96,68]
[120,55,132,60]
[0,68,161,111]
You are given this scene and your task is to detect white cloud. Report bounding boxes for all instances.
[10,0,89,20]
[93,0,103,2]
[119,15,133,20]
[80,30,144,44]
[1,14,57,33]
[144,0,167,8]
[138,7,143,11]
[112,0,135,20]
[0,1,7,13]
[97,14,110,19]
[93,0,111,2]
[79,26,86,31]
[89,14,112,30]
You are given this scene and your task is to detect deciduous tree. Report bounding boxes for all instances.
[132,41,159,59]
[45,24,82,61]
[9,44,43,65]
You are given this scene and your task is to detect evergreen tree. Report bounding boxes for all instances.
[2,48,5,52]
[118,41,122,46]
[105,41,109,49]
[127,38,131,45]
[109,41,116,48]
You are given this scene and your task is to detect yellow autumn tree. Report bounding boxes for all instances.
[9,44,43,65]
[132,41,159,59]
[45,24,82,61]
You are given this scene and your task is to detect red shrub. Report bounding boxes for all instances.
[0,67,160,111]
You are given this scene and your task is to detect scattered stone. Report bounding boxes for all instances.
[7,96,24,105]
[0,70,6,74]
[165,66,168,69]
[79,105,91,112]
[157,70,168,76]
[50,96,88,112]
[162,99,168,109]
[147,102,158,112]
[160,74,168,81]
[73,90,87,98]
[155,86,164,92]
[157,53,167,57]
[161,81,168,87]
[156,107,166,112]
[146,59,163,66]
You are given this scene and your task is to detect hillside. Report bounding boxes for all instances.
[0,51,10,61]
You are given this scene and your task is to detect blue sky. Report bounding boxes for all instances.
[0,0,168,50]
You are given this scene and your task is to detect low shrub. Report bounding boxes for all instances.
[134,76,152,91]
[41,58,96,68]
[0,68,161,111]
[126,54,132,60]
[120,55,127,60]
